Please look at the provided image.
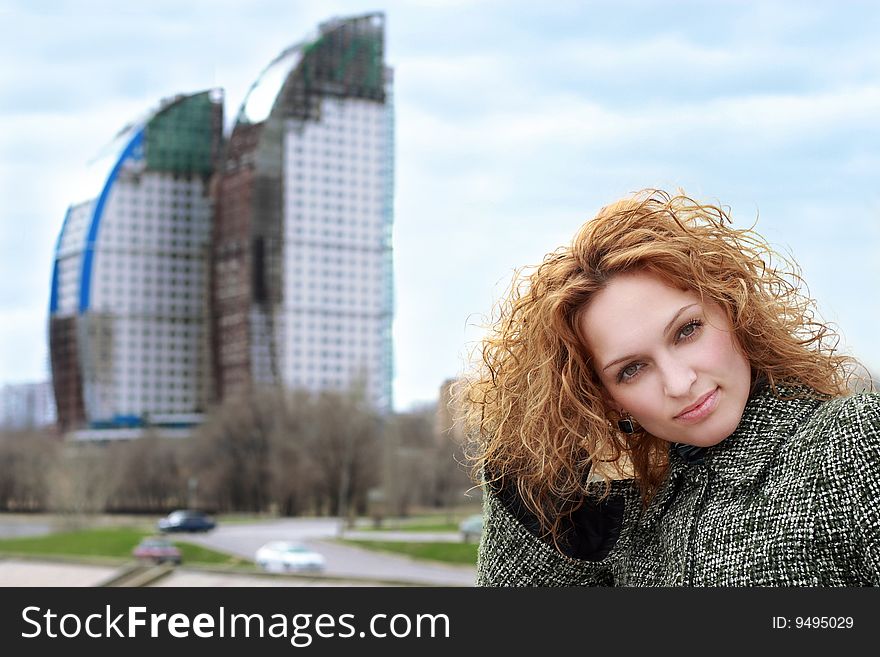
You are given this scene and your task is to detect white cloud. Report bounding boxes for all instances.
[400,83,880,158]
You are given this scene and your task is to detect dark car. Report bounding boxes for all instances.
[157,509,216,533]
[133,536,182,565]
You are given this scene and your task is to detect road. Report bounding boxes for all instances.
[180,518,477,586]
[0,515,477,587]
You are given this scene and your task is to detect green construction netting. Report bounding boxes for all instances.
[145,92,217,175]
[300,26,384,100]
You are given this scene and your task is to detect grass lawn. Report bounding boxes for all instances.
[339,539,478,565]
[359,520,460,533]
[0,527,251,567]
[358,509,482,533]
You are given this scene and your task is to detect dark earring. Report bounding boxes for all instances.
[617,413,639,434]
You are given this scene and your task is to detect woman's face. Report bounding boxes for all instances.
[579,271,752,447]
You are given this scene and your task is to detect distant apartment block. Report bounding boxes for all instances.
[0,381,57,430]
[212,12,394,412]
[49,90,223,435]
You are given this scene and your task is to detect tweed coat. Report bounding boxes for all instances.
[476,383,880,586]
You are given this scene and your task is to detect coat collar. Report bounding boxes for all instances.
[641,382,826,525]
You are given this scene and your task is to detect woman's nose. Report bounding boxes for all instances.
[660,358,697,398]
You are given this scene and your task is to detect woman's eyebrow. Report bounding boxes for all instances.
[663,303,699,337]
[601,303,700,372]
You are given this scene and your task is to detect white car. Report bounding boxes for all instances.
[255,541,327,574]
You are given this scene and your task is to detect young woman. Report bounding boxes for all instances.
[458,189,879,586]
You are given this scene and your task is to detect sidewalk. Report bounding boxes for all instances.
[0,558,118,587]
[0,557,437,587]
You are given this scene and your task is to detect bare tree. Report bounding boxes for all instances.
[47,443,114,529]
[378,401,475,522]
[185,389,276,512]
[104,433,187,512]
[268,390,320,516]
[382,409,437,517]
[0,428,58,511]
[309,389,381,521]
[184,385,381,516]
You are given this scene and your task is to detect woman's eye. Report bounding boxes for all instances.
[620,363,642,381]
[677,319,702,341]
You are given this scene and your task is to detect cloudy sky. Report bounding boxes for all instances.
[1,0,878,411]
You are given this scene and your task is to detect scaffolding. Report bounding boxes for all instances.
[211,13,388,401]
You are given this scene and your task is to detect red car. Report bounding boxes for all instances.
[133,537,182,565]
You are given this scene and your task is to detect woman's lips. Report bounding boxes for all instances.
[675,387,720,423]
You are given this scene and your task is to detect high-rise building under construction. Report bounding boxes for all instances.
[212,13,394,412]
[49,90,223,436]
[48,13,394,437]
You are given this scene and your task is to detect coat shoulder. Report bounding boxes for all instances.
[477,480,638,587]
[803,392,880,475]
